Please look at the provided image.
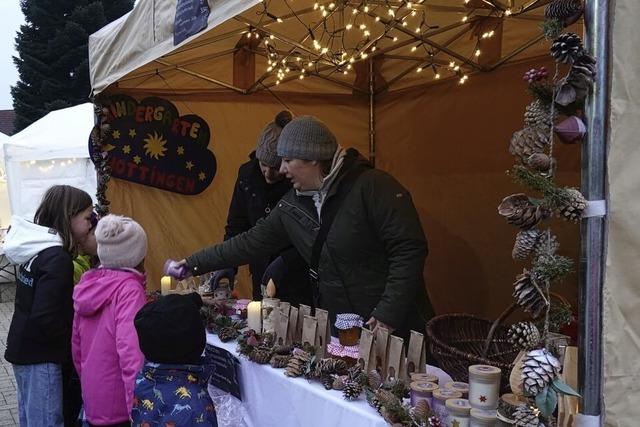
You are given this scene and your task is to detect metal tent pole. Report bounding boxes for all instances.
[578,0,611,425]
[369,58,376,167]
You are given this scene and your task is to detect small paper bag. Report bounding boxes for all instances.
[288,306,299,343]
[387,335,406,381]
[373,327,390,379]
[406,330,427,377]
[358,328,375,371]
[301,315,318,347]
[274,309,290,345]
[314,308,331,358]
[279,301,291,317]
[298,304,312,342]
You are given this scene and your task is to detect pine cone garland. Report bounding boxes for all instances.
[534,232,559,258]
[509,127,550,164]
[558,188,587,221]
[522,348,561,396]
[366,392,384,413]
[571,53,597,82]
[524,99,556,130]
[343,382,363,400]
[375,389,400,408]
[512,229,541,260]
[513,271,548,318]
[315,358,347,377]
[508,322,541,351]
[368,369,383,390]
[551,33,584,64]
[218,326,239,343]
[544,0,583,26]
[383,378,410,400]
[270,354,291,369]
[498,194,549,230]
[513,404,543,427]
[250,348,273,364]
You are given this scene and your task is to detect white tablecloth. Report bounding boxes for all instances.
[206,333,388,427]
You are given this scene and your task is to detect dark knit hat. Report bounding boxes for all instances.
[134,293,205,364]
[277,116,337,161]
[255,111,293,168]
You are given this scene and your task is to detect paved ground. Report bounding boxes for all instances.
[0,284,18,426]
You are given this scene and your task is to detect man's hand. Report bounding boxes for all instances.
[366,317,395,334]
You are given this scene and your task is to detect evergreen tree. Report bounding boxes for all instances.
[11,0,134,132]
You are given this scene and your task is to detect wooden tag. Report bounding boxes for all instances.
[274,309,290,346]
[387,335,406,381]
[288,306,299,343]
[301,315,318,347]
[314,308,331,358]
[373,327,390,379]
[358,328,375,371]
[406,330,427,377]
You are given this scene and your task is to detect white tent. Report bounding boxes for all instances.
[2,103,97,220]
[0,132,10,228]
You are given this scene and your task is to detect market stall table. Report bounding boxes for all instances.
[206,333,388,427]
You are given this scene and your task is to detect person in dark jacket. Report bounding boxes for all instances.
[3,185,94,427]
[208,111,312,307]
[169,116,434,338]
[131,293,217,427]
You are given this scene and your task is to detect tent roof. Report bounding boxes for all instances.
[90,0,567,96]
[3,103,94,162]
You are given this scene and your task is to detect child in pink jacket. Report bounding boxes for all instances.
[72,215,148,427]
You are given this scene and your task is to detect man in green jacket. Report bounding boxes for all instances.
[171,116,434,337]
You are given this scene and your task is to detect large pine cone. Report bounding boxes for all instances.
[509,127,549,164]
[412,399,432,422]
[570,53,597,84]
[499,194,549,229]
[249,348,273,364]
[270,354,291,369]
[315,358,347,377]
[218,326,239,343]
[343,381,363,400]
[375,389,400,408]
[333,375,347,390]
[522,348,561,396]
[513,404,543,427]
[544,0,583,26]
[368,369,383,390]
[321,374,334,390]
[524,99,556,130]
[551,33,583,64]
[526,153,555,173]
[508,322,541,351]
[513,270,548,318]
[558,188,587,221]
[512,229,541,260]
[366,391,384,413]
[285,349,312,377]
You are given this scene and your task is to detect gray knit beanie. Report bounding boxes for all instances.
[277,116,337,161]
[96,215,147,269]
[255,111,293,168]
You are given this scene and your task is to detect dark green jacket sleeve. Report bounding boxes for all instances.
[186,208,291,275]
[365,172,428,329]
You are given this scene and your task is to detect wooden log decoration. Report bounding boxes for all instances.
[373,327,390,380]
[558,346,579,427]
[407,330,427,377]
[314,308,331,359]
[358,328,375,371]
[301,315,318,347]
[288,306,299,343]
[387,335,406,381]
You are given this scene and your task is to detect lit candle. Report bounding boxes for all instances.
[161,276,172,295]
[247,301,262,332]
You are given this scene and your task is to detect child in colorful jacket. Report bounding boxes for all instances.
[131,293,218,426]
[72,215,148,426]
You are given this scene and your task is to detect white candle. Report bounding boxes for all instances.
[161,276,172,295]
[247,301,262,332]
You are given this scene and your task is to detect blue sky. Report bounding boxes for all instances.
[0,2,24,110]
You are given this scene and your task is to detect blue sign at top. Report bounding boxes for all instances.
[174,0,210,45]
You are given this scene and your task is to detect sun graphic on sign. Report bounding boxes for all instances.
[143,131,168,159]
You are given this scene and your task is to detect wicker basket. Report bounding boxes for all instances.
[426,312,519,393]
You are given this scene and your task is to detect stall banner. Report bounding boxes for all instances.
[92,95,217,195]
[205,344,242,400]
[174,0,210,45]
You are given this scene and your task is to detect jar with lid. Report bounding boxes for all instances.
[446,398,471,427]
[468,365,501,410]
